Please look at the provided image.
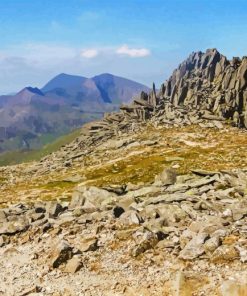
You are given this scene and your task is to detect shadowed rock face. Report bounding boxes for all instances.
[121,49,247,128]
[160,48,247,119]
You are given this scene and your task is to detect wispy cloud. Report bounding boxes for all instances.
[0,42,155,93]
[22,43,76,62]
[81,49,99,58]
[116,45,151,57]
[77,11,101,23]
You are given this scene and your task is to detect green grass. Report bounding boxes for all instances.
[0,128,81,166]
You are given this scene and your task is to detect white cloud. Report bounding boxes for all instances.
[116,45,151,57]
[23,43,76,62]
[0,42,156,94]
[81,49,99,59]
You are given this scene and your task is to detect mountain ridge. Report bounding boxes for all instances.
[28,48,247,174]
[0,73,149,153]
[0,48,247,295]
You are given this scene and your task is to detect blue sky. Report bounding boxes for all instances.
[0,0,247,93]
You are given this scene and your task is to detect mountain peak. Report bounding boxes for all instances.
[54,73,84,79]
[42,73,86,93]
[25,87,44,96]
[93,73,114,78]
[17,86,44,97]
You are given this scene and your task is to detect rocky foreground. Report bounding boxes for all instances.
[0,49,247,295]
[1,168,247,295]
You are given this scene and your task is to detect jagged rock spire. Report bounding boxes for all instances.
[120,48,247,128]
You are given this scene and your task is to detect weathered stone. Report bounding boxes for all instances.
[79,237,98,252]
[155,168,177,186]
[50,240,73,268]
[172,271,202,296]
[69,191,85,209]
[80,200,98,213]
[0,235,9,247]
[34,203,46,213]
[0,210,7,223]
[115,229,135,240]
[204,236,221,254]
[46,202,63,218]
[119,210,143,225]
[124,186,161,200]
[189,175,218,188]
[179,232,209,260]
[73,186,117,208]
[131,232,158,257]
[19,285,42,296]
[0,218,29,235]
[64,256,83,273]
[211,245,239,263]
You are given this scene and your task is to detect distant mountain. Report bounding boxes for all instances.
[0,73,149,153]
[42,73,86,93]
[92,73,147,104]
[42,73,149,110]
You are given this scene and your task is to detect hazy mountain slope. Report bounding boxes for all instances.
[92,73,150,104]
[42,73,150,107]
[0,73,149,153]
[0,128,81,166]
[42,73,87,93]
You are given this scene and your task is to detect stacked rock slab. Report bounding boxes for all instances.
[119,49,247,127]
[158,48,247,128]
[120,83,159,121]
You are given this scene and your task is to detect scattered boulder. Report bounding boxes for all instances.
[50,240,73,268]
[78,237,98,252]
[0,217,29,235]
[119,210,143,225]
[131,232,159,257]
[155,168,177,186]
[179,232,209,260]
[69,191,85,209]
[46,202,64,218]
[211,245,239,263]
[0,210,7,223]
[64,256,83,273]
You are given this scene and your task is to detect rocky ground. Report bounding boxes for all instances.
[0,49,247,295]
[1,164,247,295]
[0,122,247,295]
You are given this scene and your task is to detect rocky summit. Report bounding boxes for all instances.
[0,49,247,296]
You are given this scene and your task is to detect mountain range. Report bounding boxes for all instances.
[0,73,149,153]
[1,49,247,295]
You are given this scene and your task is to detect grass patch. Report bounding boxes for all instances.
[0,124,246,205]
[41,180,77,190]
[0,128,81,166]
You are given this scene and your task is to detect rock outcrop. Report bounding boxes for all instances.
[119,49,247,128]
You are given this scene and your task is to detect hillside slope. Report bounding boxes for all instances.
[0,49,247,295]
